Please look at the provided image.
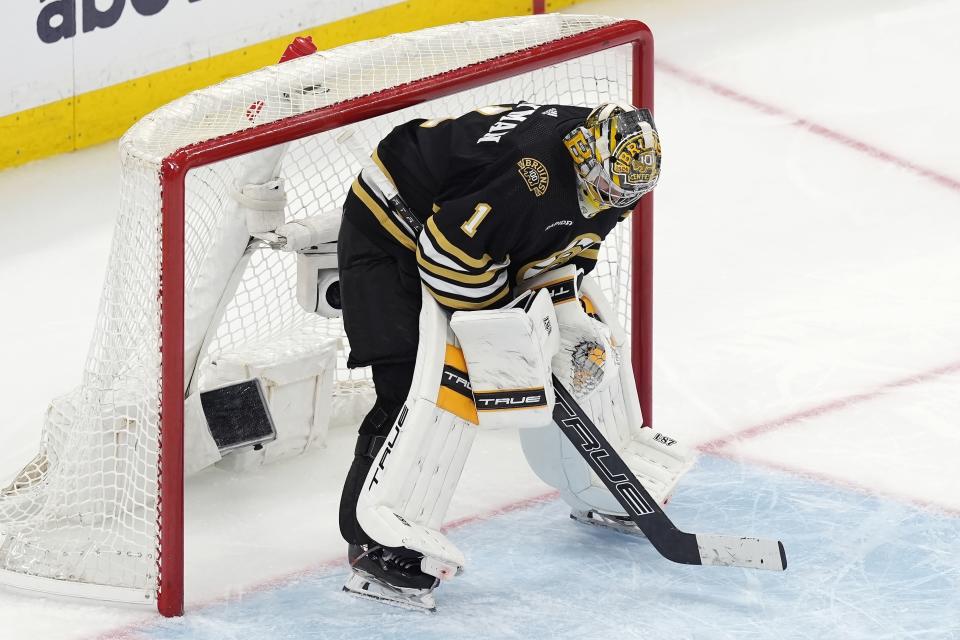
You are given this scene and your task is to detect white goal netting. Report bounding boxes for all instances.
[0,14,637,604]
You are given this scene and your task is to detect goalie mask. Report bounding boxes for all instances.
[563,103,661,217]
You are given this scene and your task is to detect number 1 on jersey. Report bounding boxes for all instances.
[461,203,492,238]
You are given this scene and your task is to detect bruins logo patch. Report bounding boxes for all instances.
[517,157,550,197]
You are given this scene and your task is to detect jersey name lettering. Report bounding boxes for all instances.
[477,103,541,143]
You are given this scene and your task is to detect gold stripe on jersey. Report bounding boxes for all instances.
[517,233,602,282]
[417,247,501,285]
[372,148,398,189]
[419,268,508,301]
[351,178,416,252]
[424,281,511,310]
[419,117,453,128]
[474,105,513,116]
[580,248,600,260]
[425,216,493,269]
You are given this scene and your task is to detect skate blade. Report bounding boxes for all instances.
[342,572,437,613]
[570,510,648,539]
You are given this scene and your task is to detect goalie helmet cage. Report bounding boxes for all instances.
[0,15,653,617]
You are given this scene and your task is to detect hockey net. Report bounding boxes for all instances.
[0,14,652,615]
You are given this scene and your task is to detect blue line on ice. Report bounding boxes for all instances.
[137,456,960,639]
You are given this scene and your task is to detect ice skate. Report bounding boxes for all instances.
[342,544,439,612]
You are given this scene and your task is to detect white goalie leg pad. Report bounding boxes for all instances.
[450,288,559,429]
[517,267,696,515]
[356,289,479,579]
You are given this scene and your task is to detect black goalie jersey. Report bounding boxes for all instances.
[343,102,634,311]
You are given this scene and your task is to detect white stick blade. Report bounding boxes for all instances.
[697,535,787,571]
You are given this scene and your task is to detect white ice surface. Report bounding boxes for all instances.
[1,0,959,637]
[727,369,960,513]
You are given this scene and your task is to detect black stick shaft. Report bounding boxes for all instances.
[553,376,788,572]
[552,376,704,565]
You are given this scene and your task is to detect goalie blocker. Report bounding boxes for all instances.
[450,287,559,429]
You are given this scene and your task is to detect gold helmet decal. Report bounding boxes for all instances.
[564,103,661,216]
[611,129,660,191]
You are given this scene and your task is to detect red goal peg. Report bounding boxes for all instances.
[279,36,318,63]
[245,36,318,123]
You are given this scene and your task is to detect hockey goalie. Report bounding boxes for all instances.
[277,102,696,610]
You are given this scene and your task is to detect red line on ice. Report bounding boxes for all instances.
[92,490,561,640]
[656,60,960,195]
[714,449,960,518]
[698,359,960,453]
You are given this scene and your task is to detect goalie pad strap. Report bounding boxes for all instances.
[355,434,387,459]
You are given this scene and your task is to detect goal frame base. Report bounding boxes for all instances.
[0,568,156,607]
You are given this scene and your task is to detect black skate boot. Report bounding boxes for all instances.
[343,544,440,611]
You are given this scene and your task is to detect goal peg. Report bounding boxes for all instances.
[280,36,318,63]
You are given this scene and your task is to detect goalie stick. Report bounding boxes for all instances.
[552,376,787,571]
